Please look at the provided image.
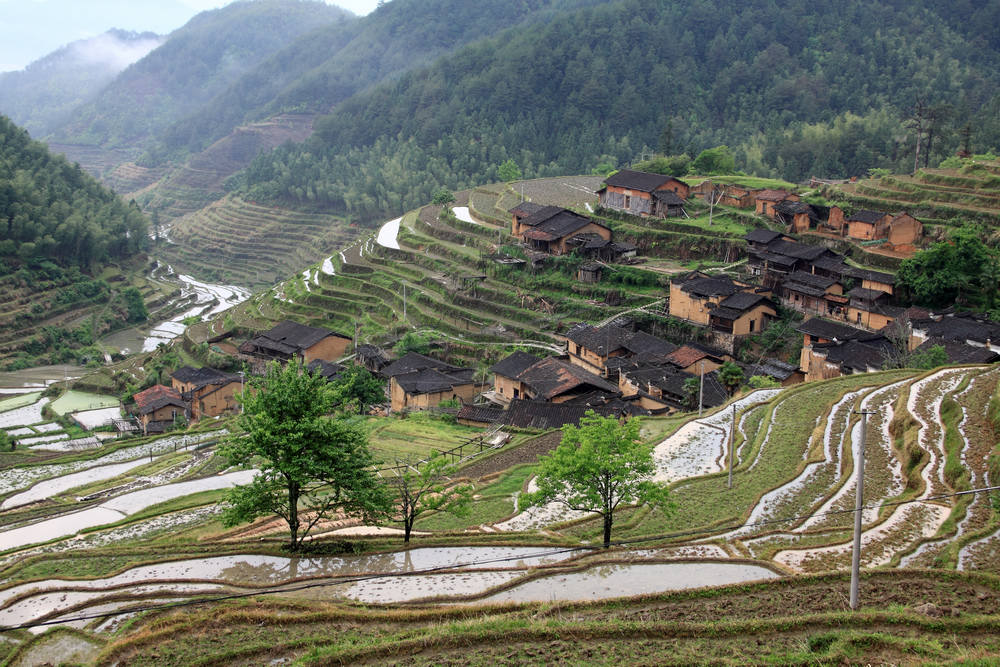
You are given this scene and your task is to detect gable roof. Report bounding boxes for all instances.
[604,169,686,193]
[912,312,1000,345]
[915,338,999,364]
[765,239,829,261]
[718,291,774,312]
[381,352,462,379]
[652,190,686,205]
[745,229,784,244]
[842,267,896,285]
[516,357,619,401]
[171,366,240,389]
[847,209,888,224]
[796,317,868,341]
[508,201,546,218]
[392,368,476,395]
[519,206,603,241]
[501,399,642,430]
[490,351,543,379]
[622,364,728,408]
[678,275,743,298]
[747,358,800,381]
[306,359,345,380]
[243,321,347,358]
[134,384,186,415]
[775,200,812,215]
[813,336,895,372]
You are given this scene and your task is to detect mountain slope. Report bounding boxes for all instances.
[0,30,163,139]
[50,0,352,152]
[231,0,1000,217]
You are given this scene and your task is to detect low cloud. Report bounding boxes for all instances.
[67,32,163,70]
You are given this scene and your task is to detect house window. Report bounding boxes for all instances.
[857,312,862,324]
[624,195,631,209]
[749,320,755,332]
[514,388,520,398]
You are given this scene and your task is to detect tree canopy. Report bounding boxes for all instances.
[897,225,999,311]
[390,453,471,543]
[523,411,671,547]
[221,360,390,550]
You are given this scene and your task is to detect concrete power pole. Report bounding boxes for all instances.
[698,360,705,417]
[727,403,736,489]
[850,410,873,610]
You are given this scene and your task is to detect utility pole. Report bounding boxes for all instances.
[727,403,736,489]
[850,410,874,611]
[698,360,705,417]
[403,283,407,326]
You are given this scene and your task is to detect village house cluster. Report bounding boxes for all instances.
[132,168,998,434]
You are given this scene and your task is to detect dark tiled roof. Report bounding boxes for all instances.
[915,338,999,364]
[814,336,894,372]
[847,209,887,223]
[843,267,896,285]
[357,344,390,367]
[776,200,812,215]
[260,321,344,350]
[811,255,847,274]
[796,317,868,341]
[604,169,685,193]
[490,351,542,379]
[718,291,772,312]
[709,306,743,320]
[785,271,838,290]
[382,352,462,379]
[306,359,344,380]
[652,190,686,205]
[622,330,677,357]
[745,229,783,244]
[393,368,476,395]
[766,239,829,261]
[913,313,1000,345]
[747,358,800,380]
[457,404,504,424]
[680,276,743,298]
[517,357,618,401]
[501,399,637,430]
[508,201,546,217]
[171,366,240,389]
[622,364,727,407]
[134,384,186,415]
[847,287,888,301]
[754,250,799,268]
[564,323,631,354]
[520,207,603,241]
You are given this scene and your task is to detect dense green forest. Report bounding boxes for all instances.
[0,115,147,269]
[153,0,609,160]
[229,0,1000,218]
[51,0,350,150]
[0,30,162,139]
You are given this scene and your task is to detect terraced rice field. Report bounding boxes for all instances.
[0,364,998,663]
[160,195,361,288]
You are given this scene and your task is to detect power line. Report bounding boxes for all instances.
[4,484,998,633]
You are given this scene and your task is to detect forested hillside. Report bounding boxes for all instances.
[49,0,351,152]
[154,0,609,159]
[0,30,162,139]
[0,115,156,368]
[0,116,147,268]
[230,0,1000,218]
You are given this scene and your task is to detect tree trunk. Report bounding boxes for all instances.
[602,512,613,548]
[404,515,413,543]
[288,483,300,551]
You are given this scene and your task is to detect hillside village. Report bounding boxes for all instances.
[5,0,1000,662]
[125,166,999,443]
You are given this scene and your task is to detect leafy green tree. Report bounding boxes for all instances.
[897,225,996,308]
[391,453,472,542]
[221,360,391,550]
[120,287,148,323]
[909,344,949,370]
[431,187,455,205]
[718,361,744,396]
[747,375,780,389]
[682,376,700,411]
[328,364,385,415]
[691,145,736,175]
[498,159,522,182]
[523,411,671,547]
[393,331,433,356]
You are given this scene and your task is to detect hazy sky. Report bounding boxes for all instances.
[0,0,380,72]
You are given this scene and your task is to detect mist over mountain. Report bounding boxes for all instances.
[49,0,353,150]
[0,30,163,137]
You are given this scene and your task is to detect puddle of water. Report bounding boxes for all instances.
[70,407,122,431]
[452,207,483,226]
[331,571,522,604]
[0,469,254,552]
[482,562,779,603]
[7,631,100,664]
[49,391,118,416]
[0,398,49,429]
[2,458,153,510]
[0,366,83,389]
[376,217,402,250]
